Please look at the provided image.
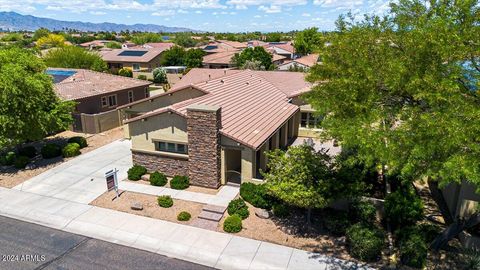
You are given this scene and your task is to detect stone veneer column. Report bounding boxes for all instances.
[186,104,222,188]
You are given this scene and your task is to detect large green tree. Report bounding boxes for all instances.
[293,27,321,55]
[0,48,75,148]
[263,144,337,224]
[44,46,107,72]
[232,47,273,70]
[184,48,206,68]
[160,46,186,66]
[306,0,479,232]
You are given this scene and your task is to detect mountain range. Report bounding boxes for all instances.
[0,12,196,33]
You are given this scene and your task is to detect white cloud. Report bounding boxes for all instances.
[195,10,203,14]
[227,0,307,11]
[258,5,281,13]
[301,12,311,17]
[151,10,175,16]
[313,0,364,9]
[90,11,106,15]
[254,15,261,18]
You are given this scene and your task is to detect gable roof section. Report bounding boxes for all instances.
[99,48,167,63]
[50,68,151,101]
[202,51,238,65]
[128,69,311,149]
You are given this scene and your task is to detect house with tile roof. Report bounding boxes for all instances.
[99,48,169,72]
[277,54,320,71]
[48,68,151,133]
[118,68,317,188]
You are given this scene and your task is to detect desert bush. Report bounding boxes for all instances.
[177,211,191,221]
[149,171,167,186]
[18,146,37,158]
[3,151,16,165]
[137,74,147,80]
[346,223,385,262]
[157,195,173,208]
[68,136,88,148]
[223,214,242,233]
[128,165,147,181]
[240,182,274,209]
[385,188,424,228]
[324,210,350,236]
[41,144,62,159]
[272,203,290,218]
[227,198,249,219]
[350,199,377,225]
[118,67,133,77]
[62,143,81,158]
[14,156,30,169]
[399,233,427,268]
[170,175,190,190]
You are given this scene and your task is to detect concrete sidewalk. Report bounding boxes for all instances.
[119,181,239,207]
[0,187,372,270]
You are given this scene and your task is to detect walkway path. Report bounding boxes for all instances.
[0,187,371,270]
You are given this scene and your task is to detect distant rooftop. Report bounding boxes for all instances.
[99,48,168,63]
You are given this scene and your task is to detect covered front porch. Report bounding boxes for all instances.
[220,112,300,185]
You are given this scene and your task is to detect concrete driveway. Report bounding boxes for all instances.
[13,140,132,204]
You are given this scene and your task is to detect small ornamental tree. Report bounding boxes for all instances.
[263,143,335,225]
[152,67,168,84]
[44,46,107,72]
[118,68,133,78]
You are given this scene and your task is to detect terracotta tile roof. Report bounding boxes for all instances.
[294,54,319,67]
[202,51,238,65]
[172,68,242,90]
[217,40,248,49]
[272,54,287,62]
[127,69,312,149]
[50,68,151,101]
[99,48,167,63]
[143,42,175,49]
[267,42,295,54]
[79,40,109,47]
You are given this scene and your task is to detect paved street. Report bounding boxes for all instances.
[0,216,211,270]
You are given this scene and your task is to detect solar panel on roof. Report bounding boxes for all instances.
[204,45,218,50]
[118,50,148,57]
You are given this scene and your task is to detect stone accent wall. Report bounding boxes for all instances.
[132,150,189,177]
[187,105,222,188]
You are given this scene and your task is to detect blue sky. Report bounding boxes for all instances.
[0,0,392,32]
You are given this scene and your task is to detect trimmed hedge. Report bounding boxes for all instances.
[170,175,190,190]
[385,188,424,228]
[157,195,173,208]
[62,143,81,158]
[68,136,88,148]
[240,182,274,210]
[177,211,191,221]
[41,144,62,159]
[14,156,30,169]
[272,203,290,218]
[19,146,37,158]
[346,223,385,262]
[150,171,168,186]
[350,199,377,225]
[128,165,147,181]
[223,214,242,233]
[227,198,249,220]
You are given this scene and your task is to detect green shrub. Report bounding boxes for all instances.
[128,165,147,181]
[227,198,249,219]
[350,199,377,225]
[272,203,290,218]
[177,211,191,221]
[240,182,274,209]
[464,248,480,270]
[0,155,6,166]
[223,214,242,233]
[346,223,385,262]
[170,175,190,190]
[14,156,30,169]
[324,210,350,236]
[418,223,441,243]
[62,143,81,158]
[385,188,424,228]
[4,151,16,165]
[137,74,147,80]
[157,195,173,208]
[68,136,88,148]
[41,144,62,159]
[150,171,167,186]
[118,67,133,77]
[399,233,427,268]
[18,146,37,158]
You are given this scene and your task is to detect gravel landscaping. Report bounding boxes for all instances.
[90,190,204,225]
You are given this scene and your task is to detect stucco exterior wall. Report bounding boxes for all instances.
[76,86,147,115]
[125,88,205,114]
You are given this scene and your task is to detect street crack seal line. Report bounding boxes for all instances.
[34,237,90,270]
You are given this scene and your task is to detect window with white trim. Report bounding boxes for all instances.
[154,141,188,154]
[101,97,108,108]
[300,112,322,129]
[128,91,134,103]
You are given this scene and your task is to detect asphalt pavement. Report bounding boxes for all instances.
[0,216,213,270]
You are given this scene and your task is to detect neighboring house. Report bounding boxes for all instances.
[99,48,168,72]
[277,54,320,71]
[121,42,137,49]
[79,40,110,50]
[265,42,296,59]
[118,68,314,188]
[201,40,247,54]
[202,51,238,69]
[140,42,175,50]
[47,68,151,134]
